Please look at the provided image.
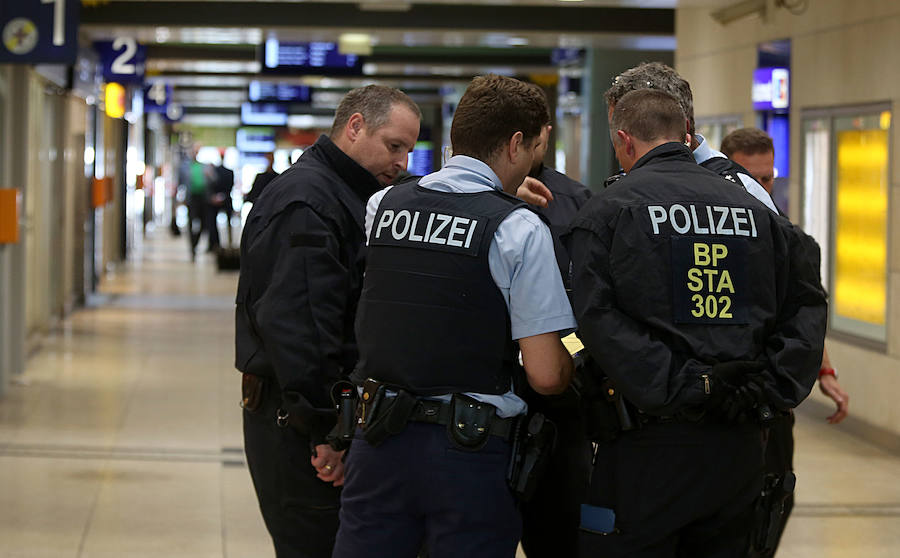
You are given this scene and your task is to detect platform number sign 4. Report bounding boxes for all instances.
[0,0,80,63]
[95,37,146,84]
[143,82,172,113]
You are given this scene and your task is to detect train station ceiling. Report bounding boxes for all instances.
[75,0,733,121]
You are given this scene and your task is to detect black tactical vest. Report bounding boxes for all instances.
[353,183,526,395]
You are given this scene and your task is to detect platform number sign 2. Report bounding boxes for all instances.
[0,0,80,63]
[95,37,146,84]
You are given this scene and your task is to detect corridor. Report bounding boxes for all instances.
[0,229,898,558]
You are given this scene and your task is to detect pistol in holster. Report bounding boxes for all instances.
[577,351,638,442]
[356,378,417,447]
[751,471,796,556]
[506,412,557,502]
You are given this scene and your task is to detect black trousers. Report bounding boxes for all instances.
[578,420,765,558]
[520,399,593,558]
[243,384,341,558]
[186,193,207,256]
[750,412,795,558]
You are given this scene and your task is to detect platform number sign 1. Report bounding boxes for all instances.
[94,37,146,84]
[0,0,80,63]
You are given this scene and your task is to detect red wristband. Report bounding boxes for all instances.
[818,367,836,378]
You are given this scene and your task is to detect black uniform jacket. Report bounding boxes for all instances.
[235,135,383,441]
[532,165,592,287]
[567,142,827,416]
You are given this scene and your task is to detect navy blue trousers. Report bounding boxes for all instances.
[333,422,521,558]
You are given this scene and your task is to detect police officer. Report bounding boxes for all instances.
[520,122,593,558]
[332,75,575,558]
[569,89,827,557]
[235,85,420,558]
[602,62,779,214]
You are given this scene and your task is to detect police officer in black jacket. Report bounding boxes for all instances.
[520,122,593,558]
[234,85,420,558]
[569,89,827,557]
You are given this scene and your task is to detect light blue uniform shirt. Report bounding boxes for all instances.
[364,155,576,417]
[693,134,779,214]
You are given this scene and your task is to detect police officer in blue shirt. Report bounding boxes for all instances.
[332,75,575,558]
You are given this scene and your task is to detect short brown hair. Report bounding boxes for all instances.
[330,85,421,137]
[604,62,695,137]
[610,89,686,144]
[450,75,550,163]
[720,127,774,158]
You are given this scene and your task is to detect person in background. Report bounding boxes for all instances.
[721,126,849,558]
[235,85,421,558]
[208,148,235,251]
[245,152,277,206]
[186,144,212,261]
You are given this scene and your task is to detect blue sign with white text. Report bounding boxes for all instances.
[0,0,80,64]
[95,38,146,84]
[143,82,171,113]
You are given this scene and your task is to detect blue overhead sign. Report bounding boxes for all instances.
[143,82,172,113]
[752,67,789,111]
[94,38,147,84]
[0,0,80,64]
[262,40,364,76]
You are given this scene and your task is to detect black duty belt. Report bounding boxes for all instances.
[411,398,516,440]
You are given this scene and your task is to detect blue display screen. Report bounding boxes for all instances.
[407,142,434,177]
[262,40,363,75]
[249,81,311,103]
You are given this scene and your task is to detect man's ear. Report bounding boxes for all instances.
[507,131,525,163]
[346,112,365,142]
[616,130,634,157]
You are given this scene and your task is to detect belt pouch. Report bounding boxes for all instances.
[447,393,495,452]
[241,373,264,413]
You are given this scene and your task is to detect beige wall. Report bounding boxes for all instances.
[676,0,900,437]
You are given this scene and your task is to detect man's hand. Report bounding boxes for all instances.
[818,374,849,424]
[311,444,346,486]
[516,176,553,208]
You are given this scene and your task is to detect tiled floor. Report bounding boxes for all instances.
[1,229,898,557]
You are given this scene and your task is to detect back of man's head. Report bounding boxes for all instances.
[605,62,695,137]
[611,89,687,145]
[720,127,774,158]
[450,75,550,164]
[330,85,421,137]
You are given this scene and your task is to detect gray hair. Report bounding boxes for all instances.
[330,85,421,137]
[604,62,695,137]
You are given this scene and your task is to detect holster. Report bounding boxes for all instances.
[506,412,557,502]
[578,352,638,442]
[241,373,265,413]
[750,471,796,556]
[357,378,418,447]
